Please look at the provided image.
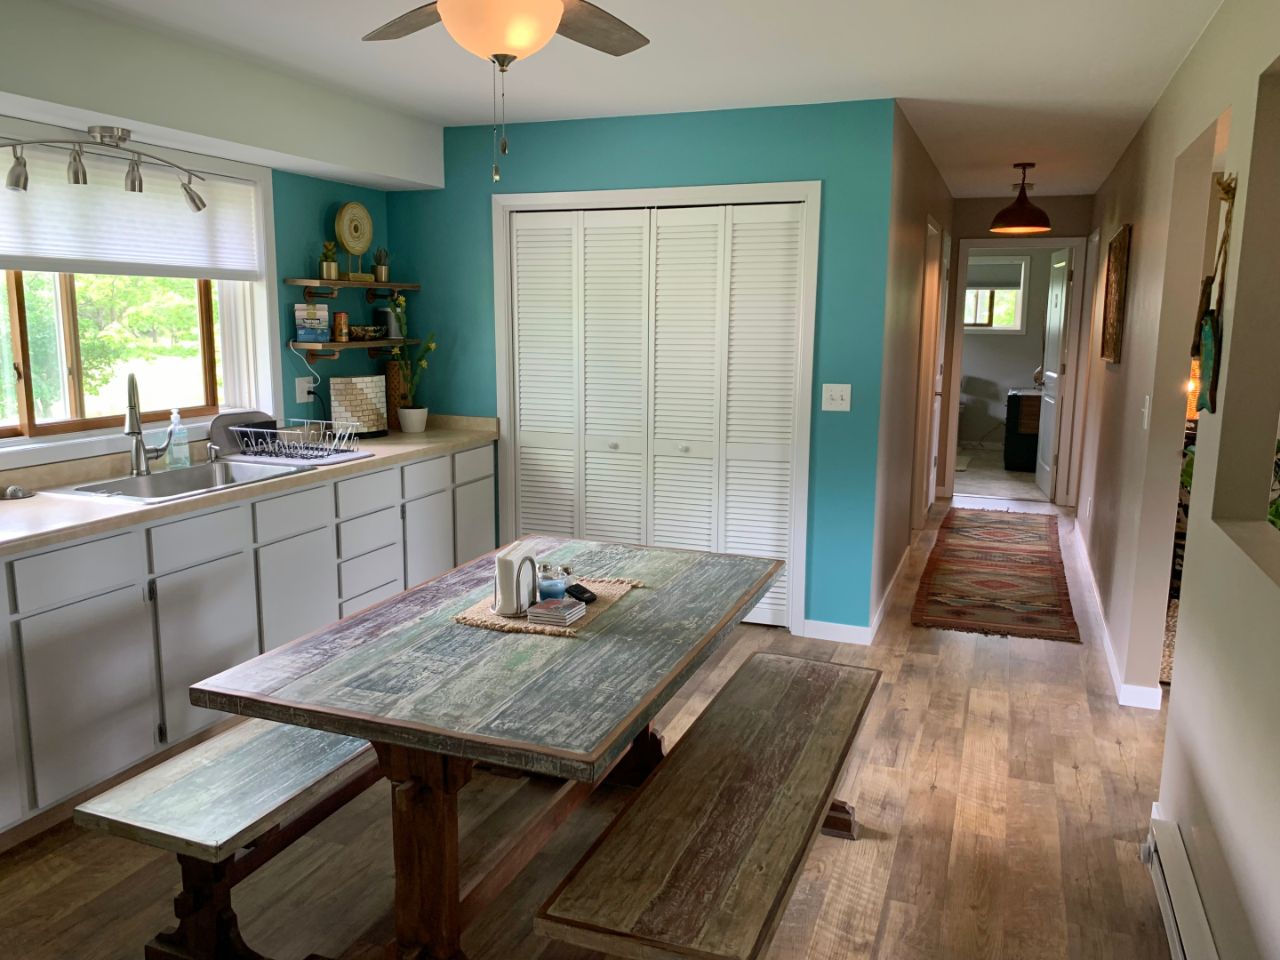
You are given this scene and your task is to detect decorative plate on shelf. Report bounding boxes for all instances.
[336,201,373,256]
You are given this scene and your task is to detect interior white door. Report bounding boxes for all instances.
[512,210,581,537]
[911,222,944,529]
[1036,249,1071,498]
[722,203,804,625]
[648,206,725,551]
[582,208,649,544]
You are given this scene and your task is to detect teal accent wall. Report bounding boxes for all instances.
[271,170,393,422]
[383,100,896,627]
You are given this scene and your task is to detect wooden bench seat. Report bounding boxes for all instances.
[75,718,378,960]
[536,651,879,960]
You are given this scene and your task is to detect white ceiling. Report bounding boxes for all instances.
[69,0,1222,196]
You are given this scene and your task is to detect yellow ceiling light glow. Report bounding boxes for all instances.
[437,0,564,62]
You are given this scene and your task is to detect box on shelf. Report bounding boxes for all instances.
[294,303,330,343]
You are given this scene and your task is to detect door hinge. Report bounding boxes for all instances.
[1053,453,1059,467]
[1061,362,1068,375]
[157,722,167,743]
[146,581,157,603]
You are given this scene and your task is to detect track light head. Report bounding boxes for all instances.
[6,147,28,192]
[67,145,88,185]
[181,176,206,213]
[125,154,143,193]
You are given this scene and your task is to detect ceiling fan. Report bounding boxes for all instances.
[363,1,649,60]
[364,1,647,181]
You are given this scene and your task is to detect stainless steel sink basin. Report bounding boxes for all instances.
[72,461,312,504]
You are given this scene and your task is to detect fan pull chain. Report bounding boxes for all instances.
[491,58,501,182]
[500,67,509,157]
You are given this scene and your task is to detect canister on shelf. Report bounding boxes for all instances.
[334,311,350,342]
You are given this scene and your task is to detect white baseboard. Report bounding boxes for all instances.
[1071,526,1163,710]
[801,619,874,645]
[869,547,911,636]
[1145,803,1220,960]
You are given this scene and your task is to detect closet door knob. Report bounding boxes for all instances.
[679,444,690,453]
[608,441,619,450]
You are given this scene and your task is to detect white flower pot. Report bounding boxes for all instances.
[398,407,429,433]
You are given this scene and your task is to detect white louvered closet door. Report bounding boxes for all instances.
[648,206,726,552]
[581,209,649,544]
[512,211,580,537]
[721,204,804,625]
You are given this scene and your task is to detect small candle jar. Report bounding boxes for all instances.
[537,563,568,600]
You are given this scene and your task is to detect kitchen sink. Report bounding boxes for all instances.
[71,460,313,504]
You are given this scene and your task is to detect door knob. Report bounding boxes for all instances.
[608,441,619,450]
[679,444,690,453]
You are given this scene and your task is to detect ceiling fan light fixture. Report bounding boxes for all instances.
[990,162,1052,235]
[437,0,563,62]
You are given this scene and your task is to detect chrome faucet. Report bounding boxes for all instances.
[124,373,175,477]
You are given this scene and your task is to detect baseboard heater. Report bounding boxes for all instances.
[1140,811,1219,960]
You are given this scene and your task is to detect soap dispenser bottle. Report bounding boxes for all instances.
[167,408,190,468]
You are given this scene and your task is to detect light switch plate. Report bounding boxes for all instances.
[822,383,852,412]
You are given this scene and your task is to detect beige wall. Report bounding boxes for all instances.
[1,0,444,189]
[1076,0,1280,955]
[870,104,952,621]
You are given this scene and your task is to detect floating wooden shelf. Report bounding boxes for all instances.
[284,277,421,303]
[290,338,420,361]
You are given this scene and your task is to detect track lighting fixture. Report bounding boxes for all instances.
[1,125,207,211]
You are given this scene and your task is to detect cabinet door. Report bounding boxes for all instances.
[455,476,496,565]
[582,209,649,544]
[405,490,454,587]
[0,632,24,827]
[154,552,259,742]
[649,206,726,550]
[257,527,339,651]
[512,210,580,537]
[722,204,804,626]
[20,586,156,807]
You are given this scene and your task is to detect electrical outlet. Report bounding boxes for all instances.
[821,383,852,412]
[295,377,314,404]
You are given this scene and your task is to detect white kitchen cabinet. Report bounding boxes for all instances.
[404,490,454,587]
[153,552,258,742]
[20,586,156,807]
[257,526,339,650]
[0,634,24,827]
[455,475,496,565]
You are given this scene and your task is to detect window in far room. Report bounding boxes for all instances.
[963,256,1028,333]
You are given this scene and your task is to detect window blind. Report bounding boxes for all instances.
[0,144,263,281]
[966,259,1025,290]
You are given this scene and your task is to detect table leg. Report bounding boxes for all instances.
[374,744,474,960]
[605,724,666,787]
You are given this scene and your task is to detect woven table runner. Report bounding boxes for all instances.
[453,578,644,638]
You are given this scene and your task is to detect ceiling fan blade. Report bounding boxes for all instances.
[362,2,441,41]
[557,0,649,56]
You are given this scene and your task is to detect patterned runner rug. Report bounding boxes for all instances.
[912,508,1080,642]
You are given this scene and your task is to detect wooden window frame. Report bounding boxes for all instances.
[2,271,218,439]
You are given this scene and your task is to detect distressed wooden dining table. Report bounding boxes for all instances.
[190,536,781,960]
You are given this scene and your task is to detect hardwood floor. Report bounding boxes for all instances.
[0,501,1170,960]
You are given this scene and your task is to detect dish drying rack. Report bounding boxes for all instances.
[229,419,361,461]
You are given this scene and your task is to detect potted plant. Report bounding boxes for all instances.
[373,247,390,284]
[391,300,437,433]
[320,241,339,281]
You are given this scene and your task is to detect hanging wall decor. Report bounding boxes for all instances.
[1101,224,1133,363]
[1190,173,1237,414]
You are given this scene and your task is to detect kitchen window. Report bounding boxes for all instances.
[1,270,220,439]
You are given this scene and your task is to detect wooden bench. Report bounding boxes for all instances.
[536,651,879,960]
[75,718,378,960]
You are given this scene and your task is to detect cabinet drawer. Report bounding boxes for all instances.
[254,485,332,544]
[338,506,401,560]
[335,469,399,519]
[340,579,402,619]
[339,542,403,599]
[13,531,144,614]
[403,456,451,500]
[454,445,494,484]
[150,505,251,574]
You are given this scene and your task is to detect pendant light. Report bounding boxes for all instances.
[5,147,28,192]
[990,162,1052,235]
[66,144,88,185]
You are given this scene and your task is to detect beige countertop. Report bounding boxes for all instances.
[0,428,498,559]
